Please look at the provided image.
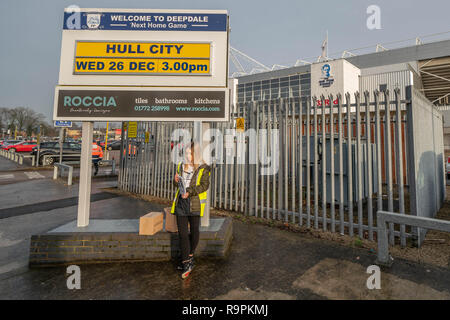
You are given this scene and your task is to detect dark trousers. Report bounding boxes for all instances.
[175,204,200,262]
[93,156,100,175]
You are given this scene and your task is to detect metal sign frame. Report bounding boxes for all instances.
[58,8,229,88]
[56,8,229,229]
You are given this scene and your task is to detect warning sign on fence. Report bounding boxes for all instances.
[127,122,137,138]
[236,117,245,132]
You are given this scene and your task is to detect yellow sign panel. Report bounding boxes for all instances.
[74,58,210,74]
[236,117,245,132]
[145,131,150,143]
[76,42,210,59]
[128,122,137,138]
[74,41,211,75]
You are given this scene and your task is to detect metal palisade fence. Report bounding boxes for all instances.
[118,86,445,246]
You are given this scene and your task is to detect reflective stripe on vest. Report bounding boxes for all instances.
[197,168,207,217]
[170,163,183,214]
[171,164,207,217]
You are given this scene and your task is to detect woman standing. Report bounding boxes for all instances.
[171,142,211,279]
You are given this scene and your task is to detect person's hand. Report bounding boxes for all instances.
[174,173,179,183]
[181,192,189,199]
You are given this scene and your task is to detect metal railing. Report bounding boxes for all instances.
[376,210,450,266]
[100,159,116,175]
[21,154,35,166]
[53,163,74,186]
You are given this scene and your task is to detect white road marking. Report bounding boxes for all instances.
[0,232,23,248]
[0,174,14,180]
[24,171,45,179]
[0,261,28,275]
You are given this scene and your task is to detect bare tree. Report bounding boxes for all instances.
[1,107,51,138]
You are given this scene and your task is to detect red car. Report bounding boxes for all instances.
[2,141,37,152]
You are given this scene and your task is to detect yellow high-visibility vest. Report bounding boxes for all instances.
[170,163,208,216]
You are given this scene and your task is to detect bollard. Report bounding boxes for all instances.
[68,166,73,185]
[53,165,58,180]
[19,155,23,165]
[31,155,35,167]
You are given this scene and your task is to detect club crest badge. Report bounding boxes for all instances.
[86,13,101,29]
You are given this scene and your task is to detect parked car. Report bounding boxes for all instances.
[31,142,57,156]
[2,141,37,152]
[35,142,82,165]
[106,140,121,150]
[96,140,114,147]
[447,156,450,179]
[1,139,22,147]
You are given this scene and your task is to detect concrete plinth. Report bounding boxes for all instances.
[29,217,232,267]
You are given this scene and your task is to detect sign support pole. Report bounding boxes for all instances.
[77,121,93,227]
[194,121,210,227]
[59,128,64,163]
[104,121,109,158]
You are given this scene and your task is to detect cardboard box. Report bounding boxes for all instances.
[163,207,190,233]
[164,207,178,233]
[139,212,163,235]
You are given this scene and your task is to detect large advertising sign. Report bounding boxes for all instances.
[58,8,229,87]
[53,86,229,122]
[55,8,230,122]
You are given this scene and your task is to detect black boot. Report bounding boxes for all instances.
[181,260,193,279]
[189,255,195,270]
[177,255,193,270]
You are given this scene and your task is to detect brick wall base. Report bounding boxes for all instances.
[29,217,232,267]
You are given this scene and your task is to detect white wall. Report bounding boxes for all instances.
[311,59,360,103]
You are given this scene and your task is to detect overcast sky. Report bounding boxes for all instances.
[1,0,449,121]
